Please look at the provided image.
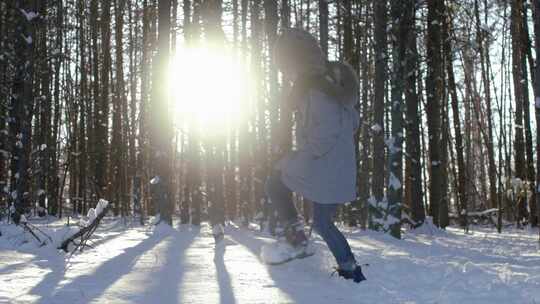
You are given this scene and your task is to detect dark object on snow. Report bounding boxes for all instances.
[335,264,367,283]
[283,221,308,248]
[59,200,111,253]
[213,232,224,244]
[37,207,47,217]
[11,212,21,225]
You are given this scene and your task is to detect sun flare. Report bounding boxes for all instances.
[169,46,250,132]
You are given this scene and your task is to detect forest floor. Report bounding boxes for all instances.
[0,217,539,304]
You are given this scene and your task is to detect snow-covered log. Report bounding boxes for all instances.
[58,199,110,252]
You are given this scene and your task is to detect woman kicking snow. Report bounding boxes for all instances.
[265,28,366,283]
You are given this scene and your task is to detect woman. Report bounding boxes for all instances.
[265,28,366,283]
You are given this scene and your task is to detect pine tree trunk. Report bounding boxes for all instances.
[512,0,526,183]
[358,4,371,229]
[113,0,128,216]
[77,0,88,216]
[426,0,445,227]
[264,0,279,229]
[89,0,100,209]
[180,0,192,224]
[370,0,387,230]
[0,2,7,208]
[403,1,426,225]
[521,2,537,225]
[38,1,52,213]
[97,0,112,200]
[318,0,328,58]
[388,0,406,238]
[51,0,63,216]
[150,0,173,225]
[532,0,540,233]
[9,0,35,217]
[474,0,498,215]
[252,0,264,222]
[444,12,467,228]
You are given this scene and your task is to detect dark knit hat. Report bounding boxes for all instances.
[273,28,326,77]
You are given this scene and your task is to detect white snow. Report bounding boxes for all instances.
[22,34,33,45]
[260,240,315,265]
[94,199,108,216]
[388,172,402,190]
[150,176,161,185]
[83,199,109,226]
[466,208,498,217]
[371,124,382,133]
[1,219,540,303]
[20,9,39,21]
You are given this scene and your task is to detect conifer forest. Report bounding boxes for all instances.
[2,1,540,303]
[1,0,540,234]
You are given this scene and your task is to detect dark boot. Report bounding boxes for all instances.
[336,264,367,283]
[212,224,224,244]
[284,220,308,248]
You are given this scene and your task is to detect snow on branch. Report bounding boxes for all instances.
[20,9,39,22]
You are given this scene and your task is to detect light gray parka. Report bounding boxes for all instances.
[277,88,360,205]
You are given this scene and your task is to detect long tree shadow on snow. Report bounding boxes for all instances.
[34,225,198,304]
[29,227,129,302]
[135,225,200,303]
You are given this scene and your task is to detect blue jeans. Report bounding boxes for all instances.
[265,171,356,268]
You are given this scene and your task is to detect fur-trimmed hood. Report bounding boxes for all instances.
[288,61,360,109]
[325,61,359,106]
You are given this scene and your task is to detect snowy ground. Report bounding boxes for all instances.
[1,218,540,304]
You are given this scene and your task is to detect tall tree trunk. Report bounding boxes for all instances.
[358,4,371,229]
[202,0,226,227]
[180,0,192,224]
[426,0,445,227]
[318,0,328,58]
[403,0,426,225]
[38,0,52,213]
[370,0,387,230]
[50,0,63,216]
[444,9,467,228]
[388,0,406,238]
[512,0,526,184]
[150,0,173,225]
[77,0,88,217]
[9,0,35,219]
[89,0,100,209]
[532,0,540,234]
[251,0,264,224]
[475,0,498,214]
[0,2,7,210]
[113,0,128,215]
[97,0,112,200]
[264,0,279,230]
[521,2,536,225]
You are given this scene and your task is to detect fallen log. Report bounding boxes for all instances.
[59,199,110,253]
